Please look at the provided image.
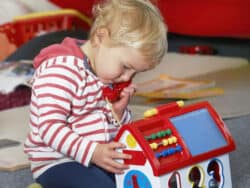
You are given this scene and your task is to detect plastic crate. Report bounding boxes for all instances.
[0,9,92,48]
[0,9,92,111]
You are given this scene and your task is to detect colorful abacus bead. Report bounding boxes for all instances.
[175,145,182,152]
[168,136,177,144]
[145,129,172,140]
[155,145,183,158]
[150,142,158,150]
[156,131,164,138]
[165,129,172,136]
[162,139,168,146]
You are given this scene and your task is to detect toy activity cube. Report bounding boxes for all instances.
[114,101,235,188]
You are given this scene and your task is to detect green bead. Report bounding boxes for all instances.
[165,129,172,135]
[160,131,166,137]
[151,134,157,139]
[156,132,162,138]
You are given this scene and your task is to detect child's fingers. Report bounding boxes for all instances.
[108,142,131,160]
[120,86,136,97]
[125,84,137,93]
[103,161,129,174]
[108,155,131,173]
[108,141,126,149]
[92,142,132,174]
[111,149,132,160]
[109,159,130,173]
[129,83,137,90]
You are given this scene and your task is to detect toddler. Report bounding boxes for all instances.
[24,0,167,187]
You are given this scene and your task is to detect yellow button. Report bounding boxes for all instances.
[126,134,137,148]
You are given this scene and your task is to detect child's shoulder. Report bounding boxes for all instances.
[33,37,85,69]
[39,37,84,60]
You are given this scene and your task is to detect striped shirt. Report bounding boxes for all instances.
[24,55,131,178]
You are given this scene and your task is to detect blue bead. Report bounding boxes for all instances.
[168,148,175,155]
[155,152,161,158]
[162,150,169,157]
[175,145,182,152]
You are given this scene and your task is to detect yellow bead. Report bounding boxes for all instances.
[168,137,174,144]
[172,136,177,143]
[150,142,158,150]
[162,139,168,146]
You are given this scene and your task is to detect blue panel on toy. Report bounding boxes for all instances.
[123,170,152,188]
[170,108,227,156]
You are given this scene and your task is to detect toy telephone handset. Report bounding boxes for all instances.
[102,80,132,102]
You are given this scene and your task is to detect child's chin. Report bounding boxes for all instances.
[100,79,113,85]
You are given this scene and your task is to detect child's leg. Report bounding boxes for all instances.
[36,162,116,188]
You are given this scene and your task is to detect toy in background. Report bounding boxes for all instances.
[0,9,91,61]
[114,101,236,188]
[135,74,224,100]
[179,45,217,55]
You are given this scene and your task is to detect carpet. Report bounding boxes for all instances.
[0,106,30,171]
[186,65,250,118]
[131,52,250,120]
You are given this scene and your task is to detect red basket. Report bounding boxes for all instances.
[0,9,92,48]
[0,9,92,111]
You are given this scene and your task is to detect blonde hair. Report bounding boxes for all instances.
[90,0,167,65]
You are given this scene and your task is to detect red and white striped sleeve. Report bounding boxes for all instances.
[120,108,132,124]
[33,57,97,166]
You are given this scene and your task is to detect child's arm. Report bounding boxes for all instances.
[32,61,97,167]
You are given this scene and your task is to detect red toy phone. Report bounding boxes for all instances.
[102,80,132,102]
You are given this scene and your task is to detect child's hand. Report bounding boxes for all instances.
[91,142,131,174]
[112,83,137,119]
[120,83,137,99]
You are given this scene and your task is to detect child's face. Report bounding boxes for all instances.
[93,43,152,84]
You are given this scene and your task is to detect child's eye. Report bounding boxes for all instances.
[123,65,130,70]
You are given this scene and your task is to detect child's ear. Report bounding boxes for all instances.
[94,27,110,45]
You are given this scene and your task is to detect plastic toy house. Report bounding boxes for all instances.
[114,101,236,188]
